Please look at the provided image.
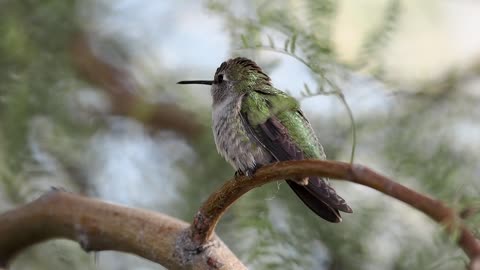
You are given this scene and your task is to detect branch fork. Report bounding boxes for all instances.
[0,160,479,269]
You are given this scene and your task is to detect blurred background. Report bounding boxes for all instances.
[1,0,480,269]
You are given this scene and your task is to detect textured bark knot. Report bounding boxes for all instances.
[174,228,220,267]
[207,256,224,269]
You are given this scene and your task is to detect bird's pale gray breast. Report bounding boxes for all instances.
[212,96,272,173]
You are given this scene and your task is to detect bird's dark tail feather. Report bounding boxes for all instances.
[287,177,352,223]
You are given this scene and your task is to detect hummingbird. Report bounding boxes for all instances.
[178,57,352,222]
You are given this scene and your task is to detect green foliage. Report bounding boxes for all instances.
[0,0,79,172]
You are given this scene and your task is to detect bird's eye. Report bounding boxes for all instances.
[217,74,224,83]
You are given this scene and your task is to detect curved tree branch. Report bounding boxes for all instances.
[192,160,480,266]
[1,160,479,269]
[0,190,246,270]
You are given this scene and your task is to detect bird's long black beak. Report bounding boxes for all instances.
[177,80,213,85]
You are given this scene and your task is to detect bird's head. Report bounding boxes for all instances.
[178,57,271,104]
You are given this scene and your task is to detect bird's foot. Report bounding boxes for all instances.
[235,165,261,178]
[234,170,245,178]
[245,163,263,177]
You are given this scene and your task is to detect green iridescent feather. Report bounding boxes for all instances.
[240,89,322,159]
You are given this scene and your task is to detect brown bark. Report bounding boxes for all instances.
[1,160,479,269]
[0,190,245,270]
